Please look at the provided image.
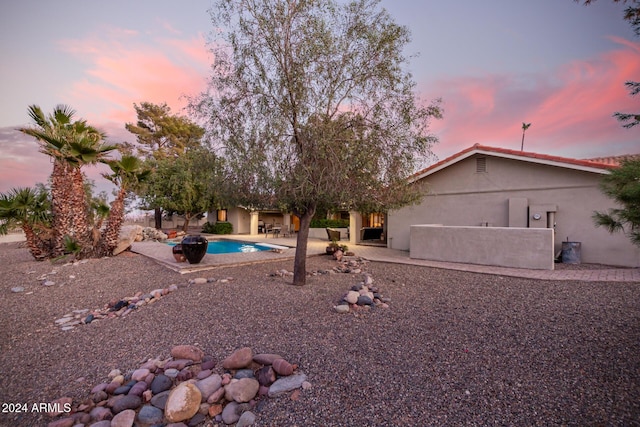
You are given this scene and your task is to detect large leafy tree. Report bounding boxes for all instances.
[19,105,117,257]
[593,158,640,246]
[125,102,206,229]
[579,1,640,245]
[194,0,442,285]
[146,147,226,232]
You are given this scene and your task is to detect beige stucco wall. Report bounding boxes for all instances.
[223,207,251,234]
[388,154,640,267]
[410,225,555,269]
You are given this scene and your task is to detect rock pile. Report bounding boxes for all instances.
[333,273,390,314]
[46,345,310,427]
[54,277,234,331]
[268,257,370,278]
[139,227,169,242]
[113,226,168,256]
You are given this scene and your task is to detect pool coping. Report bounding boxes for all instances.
[130,240,300,274]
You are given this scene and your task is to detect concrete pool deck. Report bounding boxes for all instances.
[130,233,640,281]
[130,234,328,274]
[3,231,637,281]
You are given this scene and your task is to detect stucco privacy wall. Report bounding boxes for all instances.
[410,225,555,270]
[388,154,640,267]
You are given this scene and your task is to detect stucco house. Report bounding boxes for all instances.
[386,144,640,268]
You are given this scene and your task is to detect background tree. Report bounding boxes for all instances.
[579,1,640,245]
[593,158,640,246]
[194,0,442,285]
[98,155,150,255]
[145,147,226,232]
[0,187,52,259]
[125,102,206,229]
[614,82,640,128]
[521,122,531,151]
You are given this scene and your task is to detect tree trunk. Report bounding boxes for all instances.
[22,224,48,261]
[292,204,316,286]
[98,187,126,256]
[155,207,162,229]
[182,216,190,233]
[69,167,93,257]
[50,160,73,257]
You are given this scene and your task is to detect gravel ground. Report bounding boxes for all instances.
[0,241,639,427]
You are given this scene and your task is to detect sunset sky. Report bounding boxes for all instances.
[1,0,638,195]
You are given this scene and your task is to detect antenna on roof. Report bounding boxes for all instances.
[521,122,532,151]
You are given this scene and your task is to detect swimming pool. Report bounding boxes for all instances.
[168,239,285,254]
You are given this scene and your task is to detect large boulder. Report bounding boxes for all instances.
[141,227,168,242]
[165,382,202,423]
[113,225,142,256]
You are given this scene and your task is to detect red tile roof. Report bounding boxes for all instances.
[411,144,619,181]
[584,154,640,166]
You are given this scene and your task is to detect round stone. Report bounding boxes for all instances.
[234,369,255,379]
[113,384,132,395]
[150,374,173,394]
[237,411,257,427]
[131,368,150,381]
[150,390,170,409]
[128,381,148,396]
[356,295,373,306]
[111,395,142,414]
[136,405,164,425]
[110,409,135,427]
[345,291,359,304]
[164,368,179,378]
[334,304,350,313]
[165,382,202,422]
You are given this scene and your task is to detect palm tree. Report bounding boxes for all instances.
[19,105,117,257]
[521,122,532,151]
[0,187,52,260]
[98,155,150,256]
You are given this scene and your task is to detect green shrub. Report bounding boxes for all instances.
[310,218,349,228]
[202,221,233,234]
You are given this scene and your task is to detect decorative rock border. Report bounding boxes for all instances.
[54,276,235,331]
[268,256,370,278]
[46,345,310,427]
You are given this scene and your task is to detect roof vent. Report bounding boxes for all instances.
[476,156,487,173]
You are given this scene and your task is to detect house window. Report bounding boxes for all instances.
[362,212,384,228]
[476,156,487,173]
[217,209,227,222]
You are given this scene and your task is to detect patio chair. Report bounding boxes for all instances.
[282,224,295,238]
[326,228,341,241]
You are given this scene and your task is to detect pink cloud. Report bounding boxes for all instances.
[424,38,640,159]
[0,127,118,194]
[57,26,210,126]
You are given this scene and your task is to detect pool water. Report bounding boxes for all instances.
[168,240,282,254]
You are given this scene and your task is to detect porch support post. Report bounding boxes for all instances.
[250,211,259,236]
[349,211,361,246]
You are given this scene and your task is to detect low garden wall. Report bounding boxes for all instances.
[410,225,554,270]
